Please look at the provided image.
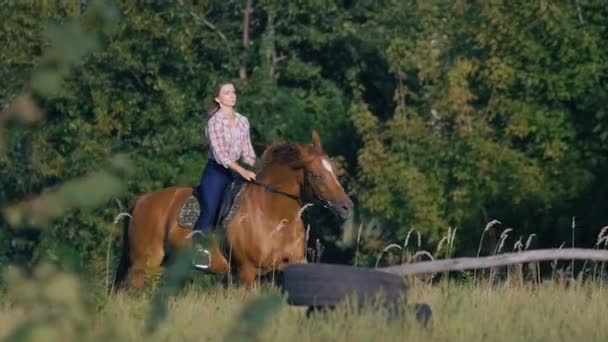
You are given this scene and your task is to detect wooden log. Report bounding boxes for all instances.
[378,248,608,276]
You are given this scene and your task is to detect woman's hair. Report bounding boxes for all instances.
[207,81,234,117]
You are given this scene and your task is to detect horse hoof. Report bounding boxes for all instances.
[277,263,408,306]
[413,302,433,328]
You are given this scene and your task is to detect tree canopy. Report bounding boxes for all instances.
[1,0,607,272]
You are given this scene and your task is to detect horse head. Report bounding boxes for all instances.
[261,131,354,219]
[303,131,353,219]
[294,131,354,219]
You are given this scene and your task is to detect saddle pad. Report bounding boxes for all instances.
[177,196,200,228]
[177,181,248,230]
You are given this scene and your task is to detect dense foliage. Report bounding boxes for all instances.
[1,0,607,274]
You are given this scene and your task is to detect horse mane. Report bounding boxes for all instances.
[261,141,305,166]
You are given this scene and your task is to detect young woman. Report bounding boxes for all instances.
[192,81,257,269]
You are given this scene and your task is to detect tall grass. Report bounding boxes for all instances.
[3,221,608,341]
[2,278,608,341]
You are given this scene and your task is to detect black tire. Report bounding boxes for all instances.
[305,302,433,328]
[278,263,408,307]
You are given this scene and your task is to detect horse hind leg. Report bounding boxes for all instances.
[128,247,165,289]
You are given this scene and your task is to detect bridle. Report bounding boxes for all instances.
[245,174,331,210]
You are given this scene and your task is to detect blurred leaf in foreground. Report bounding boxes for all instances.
[3,263,91,341]
[0,93,43,155]
[2,154,133,228]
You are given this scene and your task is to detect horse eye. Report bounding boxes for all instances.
[310,173,323,180]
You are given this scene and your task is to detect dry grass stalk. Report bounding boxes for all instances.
[593,226,608,283]
[375,243,402,268]
[400,228,414,264]
[354,223,362,266]
[475,220,501,281]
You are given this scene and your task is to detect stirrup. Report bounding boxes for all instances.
[193,247,211,270]
[191,230,212,270]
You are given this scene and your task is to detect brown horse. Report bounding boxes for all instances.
[113,131,353,289]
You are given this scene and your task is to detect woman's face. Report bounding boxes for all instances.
[215,83,237,108]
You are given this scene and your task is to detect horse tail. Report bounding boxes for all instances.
[111,202,135,293]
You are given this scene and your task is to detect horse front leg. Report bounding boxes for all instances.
[236,263,260,302]
[237,263,258,287]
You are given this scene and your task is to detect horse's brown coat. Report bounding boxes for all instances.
[114,131,353,289]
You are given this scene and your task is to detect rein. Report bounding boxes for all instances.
[246,179,330,209]
[248,179,304,205]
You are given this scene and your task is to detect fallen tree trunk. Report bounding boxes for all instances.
[378,248,608,276]
[278,249,608,308]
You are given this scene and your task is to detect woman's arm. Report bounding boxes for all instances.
[241,117,256,167]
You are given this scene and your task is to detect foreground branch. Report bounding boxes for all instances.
[378,248,608,276]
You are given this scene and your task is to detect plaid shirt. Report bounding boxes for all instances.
[205,110,256,168]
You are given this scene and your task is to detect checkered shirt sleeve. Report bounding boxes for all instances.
[206,115,231,168]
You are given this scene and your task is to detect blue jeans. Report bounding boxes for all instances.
[194,159,234,233]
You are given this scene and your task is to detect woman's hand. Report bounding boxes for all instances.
[239,169,256,181]
[228,162,257,181]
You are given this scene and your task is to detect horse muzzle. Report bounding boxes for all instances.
[329,198,353,219]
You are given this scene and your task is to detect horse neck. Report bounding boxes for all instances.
[256,163,303,198]
[249,164,304,235]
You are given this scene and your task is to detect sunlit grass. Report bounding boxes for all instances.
[2,217,608,341]
[2,276,607,341]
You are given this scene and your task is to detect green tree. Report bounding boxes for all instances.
[350,0,607,256]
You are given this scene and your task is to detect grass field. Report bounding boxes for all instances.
[3,222,607,341]
[2,269,607,342]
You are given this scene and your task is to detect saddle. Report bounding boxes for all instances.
[177,178,248,231]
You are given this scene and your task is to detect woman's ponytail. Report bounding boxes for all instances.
[207,81,232,117]
[207,99,220,117]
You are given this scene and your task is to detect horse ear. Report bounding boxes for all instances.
[293,144,314,168]
[311,130,323,152]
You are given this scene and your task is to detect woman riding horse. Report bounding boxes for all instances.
[192,81,257,270]
[112,82,353,289]
[113,131,353,289]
